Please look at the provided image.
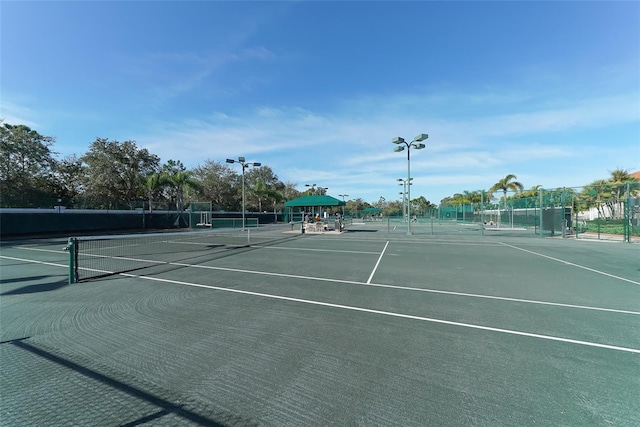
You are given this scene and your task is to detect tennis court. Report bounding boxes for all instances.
[1,223,639,426]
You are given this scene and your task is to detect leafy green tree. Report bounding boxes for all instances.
[54,154,85,205]
[383,200,404,217]
[282,181,301,201]
[81,138,159,209]
[0,122,57,207]
[191,159,238,211]
[245,165,282,210]
[344,198,365,218]
[411,195,436,215]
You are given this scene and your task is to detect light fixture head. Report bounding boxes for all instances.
[394,146,405,152]
[413,143,426,150]
[253,162,261,167]
[391,137,405,144]
[413,133,428,142]
[238,156,245,162]
[225,159,235,164]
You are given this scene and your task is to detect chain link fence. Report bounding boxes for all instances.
[430,183,639,242]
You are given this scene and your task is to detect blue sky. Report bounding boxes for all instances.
[2,1,639,204]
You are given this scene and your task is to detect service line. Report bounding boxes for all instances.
[126,272,640,354]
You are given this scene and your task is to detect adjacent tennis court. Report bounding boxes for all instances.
[1,223,638,426]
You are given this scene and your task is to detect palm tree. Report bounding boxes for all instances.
[252,180,270,212]
[490,174,524,226]
[609,169,639,217]
[145,172,169,212]
[268,189,285,223]
[166,170,202,211]
[609,168,636,184]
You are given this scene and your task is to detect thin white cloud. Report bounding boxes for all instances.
[4,83,637,204]
[0,101,40,128]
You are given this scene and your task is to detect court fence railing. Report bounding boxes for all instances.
[399,183,639,242]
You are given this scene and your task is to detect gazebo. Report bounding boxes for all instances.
[361,207,382,221]
[284,195,345,221]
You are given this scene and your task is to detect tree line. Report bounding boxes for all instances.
[0,122,398,215]
[439,171,639,219]
[0,122,300,212]
[2,121,636,216]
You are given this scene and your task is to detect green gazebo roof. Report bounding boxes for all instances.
[362,207,382,213]
[284,195,345,207]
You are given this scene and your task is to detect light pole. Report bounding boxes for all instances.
[339,194,349,217]
[226,156,261,230]
[397,178,413,222]
[392,134,428,235]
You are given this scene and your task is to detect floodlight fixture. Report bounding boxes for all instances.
[225,156,261,230]
[391,132,429,234]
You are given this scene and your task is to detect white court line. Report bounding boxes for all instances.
[3,254,638,316]
[499,242,640,286]
[252,245,380,255]
[5,253,638,353]
[170,262,640,316]
[8,247,67,254]
[0,255,68,269]
[124,273,640,354]
[326,237,502,247]
[367,241,389,284]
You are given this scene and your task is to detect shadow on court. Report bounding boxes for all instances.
[4,338,231,427]
[0,275,68,294]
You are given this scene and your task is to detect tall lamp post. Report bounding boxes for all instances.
[338,194,349,217]
[392,134,428,235]
[226,156,261,230]
[397,178,413,222]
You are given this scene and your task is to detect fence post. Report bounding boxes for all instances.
[481,192,485,236]
[624,182,631,243]
[539,189,543,238]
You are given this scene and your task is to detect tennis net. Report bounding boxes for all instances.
[67,227,294,283]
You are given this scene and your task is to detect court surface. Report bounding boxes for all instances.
[1,222,639,426]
